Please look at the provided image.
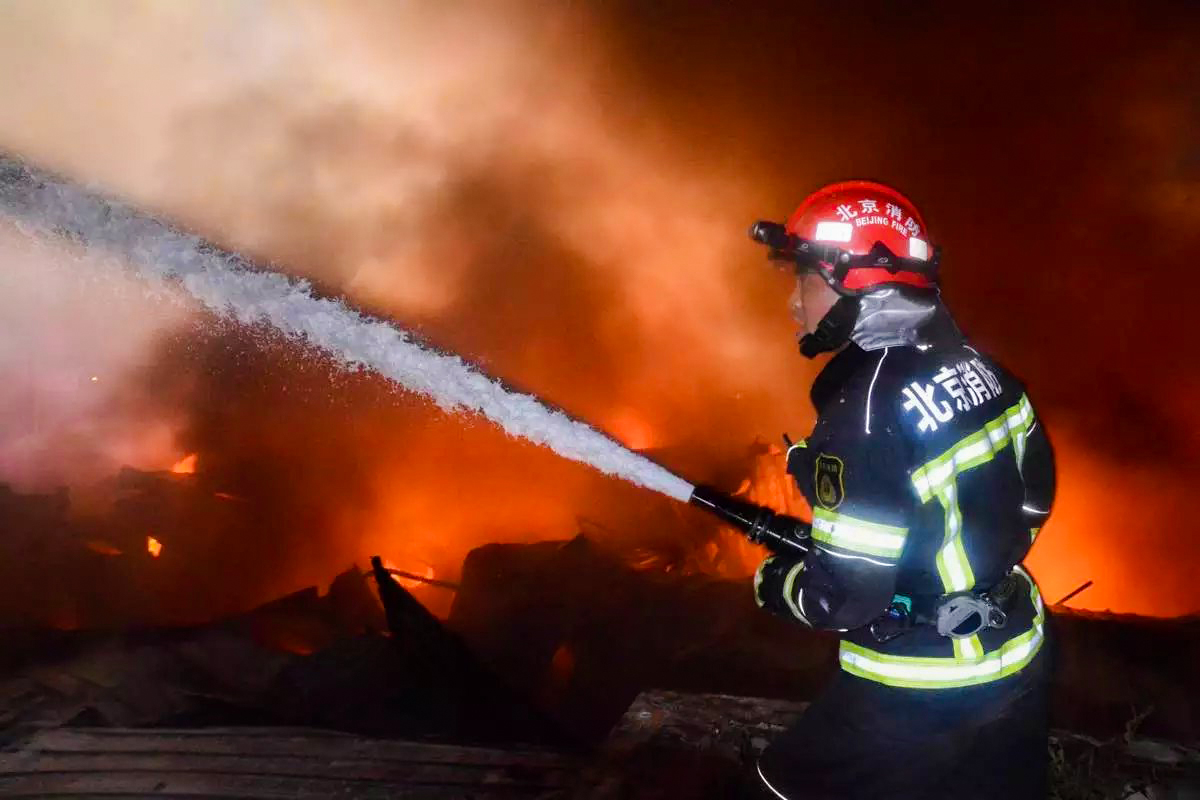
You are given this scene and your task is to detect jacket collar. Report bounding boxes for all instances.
[850,288,963,352]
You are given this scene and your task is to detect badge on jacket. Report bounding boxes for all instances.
[814,454,845,509]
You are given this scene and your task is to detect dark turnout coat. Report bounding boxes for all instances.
[756,340,1056,686]
[753,338,1057,799]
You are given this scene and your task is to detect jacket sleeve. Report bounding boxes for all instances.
[1020,406,1057,540]
[755,373,916,631]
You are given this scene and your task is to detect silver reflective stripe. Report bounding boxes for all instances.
[864,347,890,434]
[757,761,791,800]
[811,507,907,560]
[815,544,896,568]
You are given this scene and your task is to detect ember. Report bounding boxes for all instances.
[146,535,162,558]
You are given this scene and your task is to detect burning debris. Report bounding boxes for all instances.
[0,561,553,744]
[2,539,1199,797]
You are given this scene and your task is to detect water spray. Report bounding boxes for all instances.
[0,154,807,552]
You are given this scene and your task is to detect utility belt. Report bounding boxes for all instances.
[868,570,1028,644]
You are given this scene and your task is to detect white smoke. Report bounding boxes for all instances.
[0,223,191,488]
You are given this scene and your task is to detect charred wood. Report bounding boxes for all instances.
[262,556,565,745]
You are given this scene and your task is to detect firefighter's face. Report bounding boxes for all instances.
[789,271,839,334]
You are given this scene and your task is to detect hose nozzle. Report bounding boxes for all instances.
[688,485,810,556]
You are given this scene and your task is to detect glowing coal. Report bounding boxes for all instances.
[0,155,694,503]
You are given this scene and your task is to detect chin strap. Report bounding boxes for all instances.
[799,296,860,358]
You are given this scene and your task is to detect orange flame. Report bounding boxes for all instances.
[147,535,163,558]
[170,453,197,474]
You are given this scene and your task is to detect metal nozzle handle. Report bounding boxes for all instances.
[688,485,810,556]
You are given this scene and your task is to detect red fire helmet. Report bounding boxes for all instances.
[763,180,939,294]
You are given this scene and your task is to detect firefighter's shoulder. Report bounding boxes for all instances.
[812,345,917,441]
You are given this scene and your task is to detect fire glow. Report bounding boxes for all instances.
[147,536,163,558]
[170,454,197,475]
[0,2,1194,628]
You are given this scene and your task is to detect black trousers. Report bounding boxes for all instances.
[754,648,1051,800]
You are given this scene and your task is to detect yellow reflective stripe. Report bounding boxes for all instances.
[911,393,1035,595]
[935,531,974,592]
[840,569,1045,689]
[811,507,907,559]
[781,561,809,624]
[910,394,1034,502]
[953,634,982,660]
[1030,527,1040,543]
[753,557,773,608]
[840,626,1043,689]
[1009,395,1033,468]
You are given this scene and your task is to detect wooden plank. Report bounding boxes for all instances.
[17,727,576,768]
[0,728,584,799]
[0,769,572,798]
[0,752,579,787]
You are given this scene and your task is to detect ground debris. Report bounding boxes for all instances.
[1049,729,1200,800]
[578,690,807,799]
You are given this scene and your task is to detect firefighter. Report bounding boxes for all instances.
[748,181,1056,799]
